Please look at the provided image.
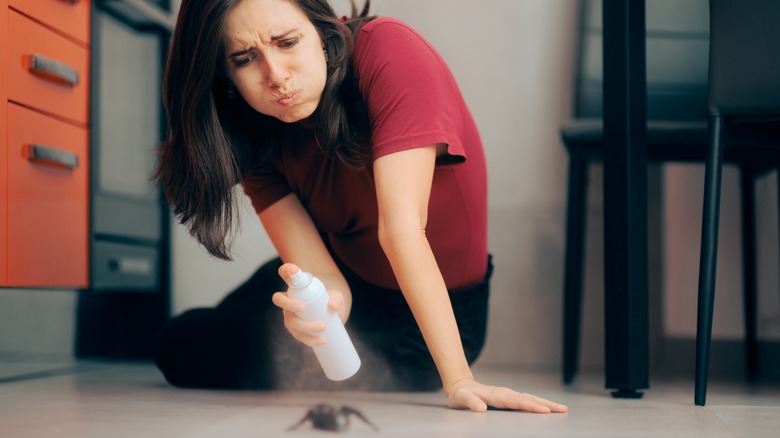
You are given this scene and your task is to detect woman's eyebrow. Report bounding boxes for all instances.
[227,29,300,58]
[228,48,253,58]
[269,29,299,41]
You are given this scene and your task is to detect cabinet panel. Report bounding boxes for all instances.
[7,10,89,126]
[7,103,88,288]
[8,0,90,45]
[1,1,8,285]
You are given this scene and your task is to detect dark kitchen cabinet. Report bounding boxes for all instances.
[89,4,168,291]
[76,0,174,359]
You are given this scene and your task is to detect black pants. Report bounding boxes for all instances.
[155,256,492,391]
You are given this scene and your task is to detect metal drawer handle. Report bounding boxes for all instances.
[108,257,154,276]
[27,143,79,170]
[27,54,79,86]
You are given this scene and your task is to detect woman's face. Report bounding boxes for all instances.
[223,0,327,123]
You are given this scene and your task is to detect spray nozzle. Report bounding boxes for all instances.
[288,268,313,288]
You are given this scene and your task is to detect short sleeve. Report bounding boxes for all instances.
[354,19,468,163]
[241,159,292,214]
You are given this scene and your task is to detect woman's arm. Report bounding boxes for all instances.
[373,144,473,388]
[260,193,351,344]
[373,144,567,414]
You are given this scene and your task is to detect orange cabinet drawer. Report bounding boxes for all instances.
[9,0,90,45]
[7,10,89,126]
[7,103,88,288]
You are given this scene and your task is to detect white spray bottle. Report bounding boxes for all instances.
[286,268,361,381]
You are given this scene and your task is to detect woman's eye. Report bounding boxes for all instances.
[279,38,300,49]
[233,54,254,67]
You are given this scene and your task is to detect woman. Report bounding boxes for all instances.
[154,0,567,414]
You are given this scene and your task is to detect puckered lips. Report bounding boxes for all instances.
[275,89,303,107]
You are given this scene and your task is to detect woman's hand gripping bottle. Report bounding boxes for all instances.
[285,268,361,381]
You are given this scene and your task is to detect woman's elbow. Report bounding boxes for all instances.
[377,218,427,255]
[377,220,392,253]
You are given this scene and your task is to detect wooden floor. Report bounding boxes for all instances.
[0,357,778,437]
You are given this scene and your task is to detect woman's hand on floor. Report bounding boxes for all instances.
[446,378,569,413]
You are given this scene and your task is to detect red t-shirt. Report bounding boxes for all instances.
[242,17,487,290]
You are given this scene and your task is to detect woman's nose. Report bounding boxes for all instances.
[264,55,289,88]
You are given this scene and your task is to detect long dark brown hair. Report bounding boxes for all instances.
[154,0,374,260]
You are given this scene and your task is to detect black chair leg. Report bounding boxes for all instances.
[695,115,726,406]
[563,151,588,384]
[739,165,759,380]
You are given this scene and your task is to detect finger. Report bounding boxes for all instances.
[290,331,327,347]
[527,394,569,413]
[517,393,551,414]
[282,309,326,337]
[278,263,300,284]
[450,388,488,412]
[289,330,327,347]
[282,310,326,347]
[328,290,344,311]
[506,391,568,413]
[499,390,558,414]
[271,292,305,313]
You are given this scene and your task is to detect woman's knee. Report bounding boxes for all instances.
[154,307,274,389]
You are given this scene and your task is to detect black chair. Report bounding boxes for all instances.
[695,0,780,406]
[561,0,777,399]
